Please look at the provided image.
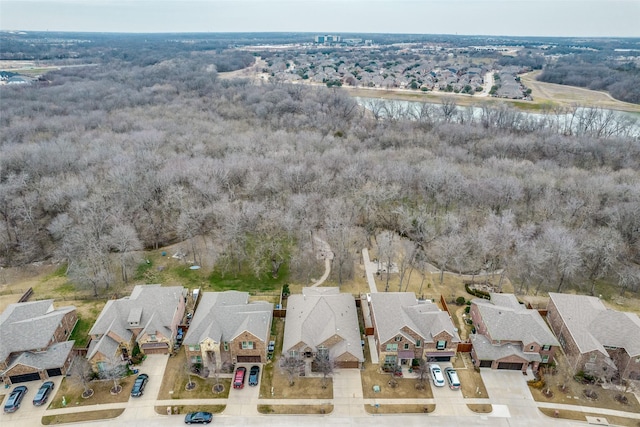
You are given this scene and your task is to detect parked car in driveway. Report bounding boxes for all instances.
[444,367,461,390]
[130,373,149,397]
[248,365,260,386]
[4,386,28,413]
[429,364,445,387]
[33,381,55,406]
[233,366,246,389]
[184,411,212,424]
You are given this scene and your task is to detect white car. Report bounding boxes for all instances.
[444,367,461,390]
[429,364,446,387]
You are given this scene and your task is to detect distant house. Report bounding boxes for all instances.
[87,285,185,371]
[369,292,460,368]
[283,287,364,369]
[0,300,77,385]
[470,293,559,372]
[183,291,273,375]
[547,293,640,381]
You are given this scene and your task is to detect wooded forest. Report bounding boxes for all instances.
[1,40,640,298]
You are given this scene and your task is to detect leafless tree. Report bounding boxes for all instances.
[312,346,335,389]
[279,352,304,386]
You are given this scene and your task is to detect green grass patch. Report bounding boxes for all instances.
[135,259,154,280]
[44,263,68,280]
[54,282,76,296]
[69,316,93,348]
[208,266,289,293]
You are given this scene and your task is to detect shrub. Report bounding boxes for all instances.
[456,296,466,305]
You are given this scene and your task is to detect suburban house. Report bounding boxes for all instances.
[469,293,559,372]
[547,292,640,381]
[368,292,460,369]
[0,300,77,385]
[283,287,364,369]
[183,291,273,375]
[87,284,186,371]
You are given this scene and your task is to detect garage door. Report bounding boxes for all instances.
[237,356,261,363]
[498,362,523,370]
[337,361,360,369]
[479,360,492,368]
[10,372,40,384]
[141,343,169,354]
[47,368,62,377]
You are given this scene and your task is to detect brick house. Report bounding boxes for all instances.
[283,287,364,370]
[0,300,77,384]
[87,285,186,371]
[469,293,559,372]
[369,292,460,369]
[183,291,273,375]
[547,292,640,381]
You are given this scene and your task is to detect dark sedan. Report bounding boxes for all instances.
[4,386,28,413]
[184,411,213,424]
[33,381,55,406]
[130,373,149,397]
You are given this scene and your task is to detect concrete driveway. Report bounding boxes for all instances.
[479,369,541,421]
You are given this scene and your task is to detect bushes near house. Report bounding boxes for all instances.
[465,283,490,300]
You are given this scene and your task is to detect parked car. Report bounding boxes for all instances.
[233,366,246,389]
[268,340,275,353]
[184,411,213,424]
[444,367,461,390]
[429,364,445,387]
[33,381,55,406]
[4,386,28,413]
[130,373,149,397]
[248,365,260,386]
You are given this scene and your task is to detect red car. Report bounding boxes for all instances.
[233,367,246,389]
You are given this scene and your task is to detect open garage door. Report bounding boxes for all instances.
[497,362,523,370]
[46,368,62,377]
[237,355,261,363]
[10,372,40,384]
[479,360,492,368]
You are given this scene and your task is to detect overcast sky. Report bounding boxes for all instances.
[1,0,638,37]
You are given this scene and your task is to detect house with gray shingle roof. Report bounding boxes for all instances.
[470,293,559,373]
[183,291,272,375]
[369,292,460,369]
[283,287,364,369]
[0,300,77,385]
[547,293,640,381]
[87,284,185,371]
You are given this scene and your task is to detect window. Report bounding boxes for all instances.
[541,355,549,363]
[149,334,157,342]
[404,343,410,350]
[529,345,535,351]
[436,340,447,350]
[589,353,597,363]
[242,341,254,349]
[386,343,398,352]
[395,336,402,342]
[542,344,551,351]
[190,356,202,364]
[384,355,397,365]
[289,350,298,358]
[415,339,421,348]
[223,342,229,351]
[188,344,200,351]
[97,361,107,372]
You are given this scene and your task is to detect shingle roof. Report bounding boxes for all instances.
[88,284,184,350]
[369,292,460,345]
[549,293,640,357]
[184,291,272,346]
[6,341,75,371]
[0,300,76,364]
[283,288,364,362]
[473,293,559,346]
[471,334,540,363]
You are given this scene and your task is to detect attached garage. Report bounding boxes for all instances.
[336,360,360,369]
[498,362,524,370]
[141,343,170,354]
[46,368,62,377]
[10,372,41,384]
[237,355,261,363]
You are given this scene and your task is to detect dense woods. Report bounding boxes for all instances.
[1,41,640,298]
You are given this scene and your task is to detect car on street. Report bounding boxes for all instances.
[248,365,260,386]
[233,366,246,389]
[33,381,55,406]
[184,411,213,424]
[444,367,461,390]
[429,364,445,387]
[4,385,28,413]
[130,373,149,397]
